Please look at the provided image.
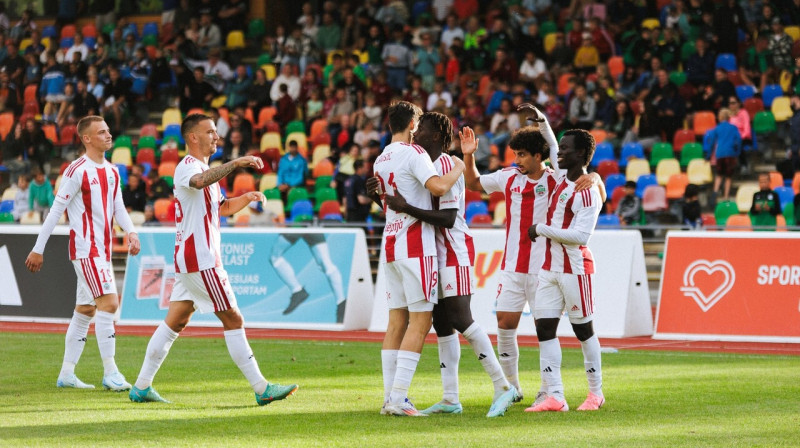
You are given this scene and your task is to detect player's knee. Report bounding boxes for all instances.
[534,318,559,341]
[571,321,595,341]
[432,320,455,337]
[450,315,474,334]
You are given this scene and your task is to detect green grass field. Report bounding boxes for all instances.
[1,332,798,447]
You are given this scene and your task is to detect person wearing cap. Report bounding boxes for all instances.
[573,32,599,74]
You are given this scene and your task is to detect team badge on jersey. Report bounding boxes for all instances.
[535,184,546,196]
[559,192,568,203]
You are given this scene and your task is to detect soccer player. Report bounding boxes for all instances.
[527,128,605,412]
[129,114,298,405]
[270,233,347,322]
[460,105,603,408]
[25,115,140,391]
[376,112,518,417]
[373,101,464,416]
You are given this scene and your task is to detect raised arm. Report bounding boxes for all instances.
[518,103,559,171]
[189,155,263,190]
[459,126,486,192]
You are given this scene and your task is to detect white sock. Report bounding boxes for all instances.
[312,244,346,304]
[539,338,564,401]
[272,257,303,293]
[389,350,421,404]
[94,311,119,375]
[463,323,509,399]
[381,349,398,403]
[60,311,92,378]
[225,328,268,395]
[580,335,603,397]
[134,321,178,390]
[497,328,520,392]
[437,333,460,403]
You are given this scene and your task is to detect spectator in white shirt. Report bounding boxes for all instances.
[426,79,453,111]
[519,50,548,85]
[270,63,301,102]
[440,14,464,50]
[65,34,89,63]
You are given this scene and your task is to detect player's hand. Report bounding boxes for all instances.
[25,251,43,273]
[366,176,381,196]
[575,172,600,191]
[459,126,479,155]
[517,103,546,123]
[234,155,264,170]
[128,232,141,256]
[450,155,465,173]
[527,224,538,242]
[243,191,266,205]
[384,190,408,213]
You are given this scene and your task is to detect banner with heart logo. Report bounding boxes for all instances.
[655,232,800,343]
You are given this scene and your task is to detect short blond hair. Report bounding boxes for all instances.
[77,115,105,138]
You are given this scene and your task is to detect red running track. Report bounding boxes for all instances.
[2,321,798,356]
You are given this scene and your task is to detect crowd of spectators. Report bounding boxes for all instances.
[1,0,800,227]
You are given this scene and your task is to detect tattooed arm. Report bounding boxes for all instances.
[189,156,264,190]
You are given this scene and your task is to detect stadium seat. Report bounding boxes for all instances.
[538,20,558,37]
[161,108,182,130]
[596,213,621,228]
[492,201,506,225]
[784,202,796,226]
[650,142,674,167]
[590,142,615,168]
[620,143,644,167]
[314,176,333,194]
[116,164,129,185]
[597,159,620,180]
[625,158,650,182]
[686,159,712,185]
[60,37,74,49]
[260,132,282,152]
[263,199,285,223]
[465,201,489,223]
[544,33,558,53]
[313,159,335,178]
[140,123,158,138]
[232,173,256,195]
[735,183,760,213]
[774,186,795,209]
[113,136,132,149]
[769,171,783,190]
[715,53,737,72]
[154,198,173,223]
[488,192,504,212]
[673,129,695,151]
[136,148,156,168]
[785,25,800,41]
[589,129,607,145]
[465,189,483,205]
[642,185,668,212]
[260,147,281,171]
[725,214,751,231]
[794,172,800,194]
[680,142,704,167]
[318,200,341,218]
[248,18,267,41]
[310,144,331,169]
[714,201,740,226]
[727,70,743,86]
[286,120,305,135]
[111,148,132,167]
[680,40,696,61]
[1,187,17,201]
[262,64,277,81]
[636,174,658,198]
[259,173,278,191]
[264,188,281,201]
[290,199,313,219]
[59,123,78,146]
[743,97,764,117]
[693,111,716,136]
[314,188,338,211]
[0,200,14,213]
[607,56,624,79]
[753,111,776,134]
[138,135,157,151]
[604,174,627,196]
[142,22,159,37]
[0,112,12,139]
[771,97,793,122]
[286,132,308,156]
[41,124,57,143]
[61,24,77,38]
[20,211,42,225]
[762,84,783,108]
[286,188,309,212]
[161,147,180,164]
[608,186,626,214]
[310,119,328,139]
[641,18,660,29]
[468,213,493,226]
[655,158,680,185]
[42,25,57,38]
[665,173,689,200]
[735,85,755,102]
[668,71,687,87]
[158,162,177,178]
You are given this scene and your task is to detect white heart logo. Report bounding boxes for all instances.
[679,259,736,312]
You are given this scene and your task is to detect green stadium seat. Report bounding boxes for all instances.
[138,135,157,150]
[680,142,704,167]
[285,120,305,135]
[714,201,740,226]
[114,135,132,149]
[263,188,281,200]
[314,187,337,211]
[784,202,795,226]
[650,142,674,167]
[315,175,333,192]
[539,21,558,37]
[286,187,309,212]
[753,111,776,134]
[669,71,686,87]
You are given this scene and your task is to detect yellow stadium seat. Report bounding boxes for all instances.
[625,158,651,182]
[735,182,759,213]
[310,144,331,169]
[226,31,245,49]
[259,173,278,191]
[655,158,681,185]
[262,64,277,81]
[780,70,792,92]
[41,37,51,50]
[19,38,32,52]
[20,211,42,225]
[641,18,661,29]
[1,187,17,201]
[286,132,308,155]
[111,147,133,166]
[493,201,506,225]
[264,199,286,224]
[771,96,793,122]
[161,108,181,130]
[326,50,345,65]
[544,33,557,54]
[785,26,800,42]
[686,159,712,185]
[211,96,227,108]
[260,132,283,152]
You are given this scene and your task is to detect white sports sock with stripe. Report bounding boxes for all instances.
[580,335,603,396]
[463,323,509,399]
[381,349,398,403]
[497,328,521,392]
[95,311,119,375]
[225,328,268,395]
[272,257,303,293]
[437,333,460,403]
[389,350,421,404]
[60,311,92,378]
[540,338,564,401]
[134,321,178,390]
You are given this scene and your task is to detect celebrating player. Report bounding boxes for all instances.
[527,129,605,412]
[373,112,518,417]
[460,105,604,408]
[373,101,464,416]
[25,115,140,391]
[129,114,298,405]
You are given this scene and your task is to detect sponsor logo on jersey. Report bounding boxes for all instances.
[571,305,579,311]
[511,186,523,194]
[91,178,99,185]
[535,184,546,196]
[445,283,453,291]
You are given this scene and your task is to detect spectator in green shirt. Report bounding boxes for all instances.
[750,173,781,230]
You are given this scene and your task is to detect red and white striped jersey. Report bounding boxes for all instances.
[539,175,602,275]
[173,155,224,273]
[34,155,132,261]
[480,167,557,274]
[433,154,474,268]
[374,142,439,263]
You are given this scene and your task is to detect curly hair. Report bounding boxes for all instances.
[562,129,596,167]
[508,128,548,159]
[420,111,454,151]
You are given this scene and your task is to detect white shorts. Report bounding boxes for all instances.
[495,271,538,313]
[535,270,595,324]
[72,258,117,305]
[171,267,237,314]
[439,265,474,298]
[385,256,437,311]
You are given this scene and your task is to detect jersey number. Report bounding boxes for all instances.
[175,200,184,223]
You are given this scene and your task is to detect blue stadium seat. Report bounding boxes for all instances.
[774,186,794,209]
[209,146,224,161]
[60,37,74,48]
[42,25,57,38]
[84,37,96,49]
[115,164,128,186]
[762,84,783,108]
[604,174,626,197]
[0,200,14,213]
[736,85,755,102]
[465,201,489,223]
[715,53,737,72]
[597,213,621,228]
[290,199,313,219]
[636,174,658,198]
[620,142,645,167]
[591,142,615,168]
[142,22,159,37]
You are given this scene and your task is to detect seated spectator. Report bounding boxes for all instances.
[414,32,439,92]
[142,204,160,226]
[682,184,702,228]
[790,95,800,172]
[403,75,428,110]
[223,129,250,162]
[574,33,600,74]
[28,167,53,219]
[353,120,379,148]
[344,159,372,222]
[196,9,222,57]
[39,52,65,123]
[426,80,453,113]
[12,174,31,222]
[353,92,381,130]
[55,83,76,127]
[489,47,518,83]
[750,172,782,230]
[440,14,464,50]
[316,12,342,53]
[0,67,18,114]
[225,65,252,109]
[327,87,355,146]
[568,84,596,130]
[471,122,493,174]
[103,65,132,133]
[275,83,297,128]
[304,88,324,127]
[489,98,521,150]
[607,101,634,149]
[65,33,89,63]
[277,140,308,193]
[21,118,51,172]
[2,122,28,184]
[336,67,366,110]
[247,200,279,226]
[218,0,248,35]
[247,68,272,114]
[226,110,253,148]
[300,67,321,104]
[704,108,741,201]
[686,38,715,87]
[270,63,300,103]
[146,170,172,200]
[616,181,642,225]
[519,51,547,87]
[122,173,147,213]
[22,49,42,87]
[382,25,412,92]
[182,66,216,112]
[1,41,24,87]
[549,32,574,71]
